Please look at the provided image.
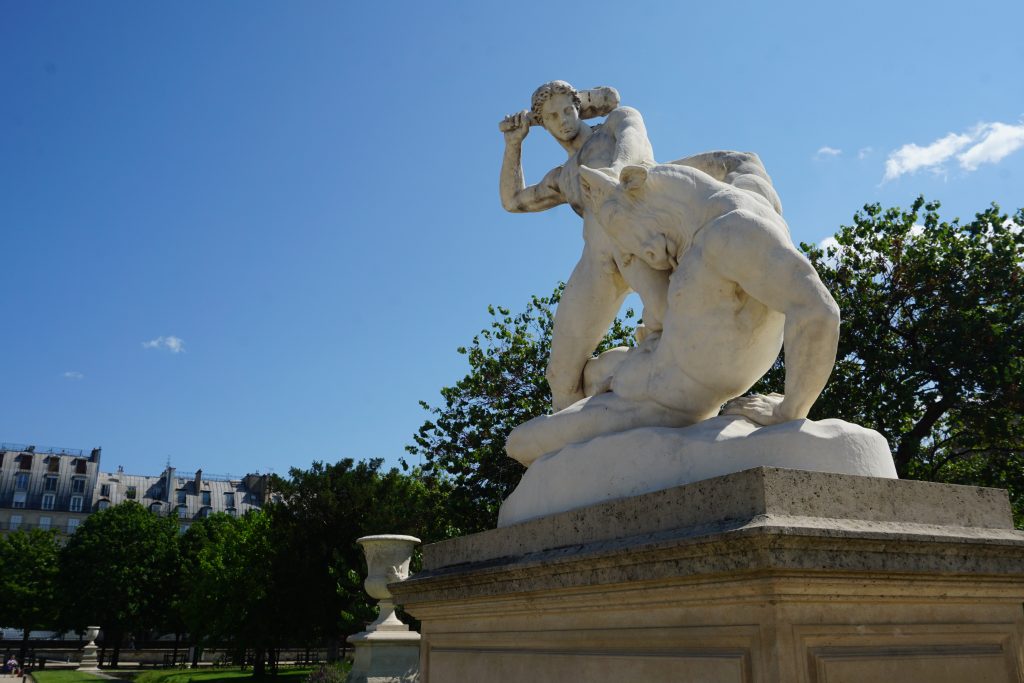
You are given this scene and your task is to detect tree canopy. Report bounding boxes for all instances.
[752,198,1024,518]
[405,288,636,533]
[57,501,180,665]
[0,528,61,660]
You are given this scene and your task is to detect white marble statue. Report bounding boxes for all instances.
[499,81,782,414]
[505,162,840,466]
[495,83,897,525]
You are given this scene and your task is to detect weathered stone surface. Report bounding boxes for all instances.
[498,417,896,525]
[434,467,1011,571]
[393,469,1024,683]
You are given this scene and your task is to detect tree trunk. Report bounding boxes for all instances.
[894,397,950,475]
[19,627,29,664]
[253,647,266,677]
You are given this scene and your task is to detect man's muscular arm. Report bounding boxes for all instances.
[713,218,840,424]
[499,110,566,213]
[605,107,655,172]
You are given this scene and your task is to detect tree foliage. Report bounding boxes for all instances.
[406,285,636,532]
[269,458,448,644]
[751,198,1024,518]
[0,528,61,660]
[57,502,180,665]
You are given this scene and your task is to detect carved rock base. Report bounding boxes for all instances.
[346,630,420,683]
[394,468,1024,683]
[499,416,896,526]
[77,644,99,671]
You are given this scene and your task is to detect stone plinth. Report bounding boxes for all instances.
[392,468,1024,683]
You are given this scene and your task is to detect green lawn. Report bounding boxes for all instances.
[31,671,111,683]
[132,667,318,683]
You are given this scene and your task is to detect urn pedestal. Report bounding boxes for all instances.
[77,626,101,671]
[347,535,421,683]
[392,468,1024,683]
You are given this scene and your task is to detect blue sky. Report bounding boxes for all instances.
[2,1,1022,478]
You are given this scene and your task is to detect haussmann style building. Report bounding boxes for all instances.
[0,442,271,537]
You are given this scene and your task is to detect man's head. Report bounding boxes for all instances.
[531,80,583,142]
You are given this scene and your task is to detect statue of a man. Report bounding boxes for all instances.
[500,81,785,412]
[499,81,666,412]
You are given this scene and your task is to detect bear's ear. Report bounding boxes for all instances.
[620,165,648,197]
[579,165,618,208]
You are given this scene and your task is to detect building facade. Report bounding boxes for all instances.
[0,443,101,535]
[0,442,270,536]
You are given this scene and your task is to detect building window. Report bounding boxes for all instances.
[149,502,163,514]
[19,454,32,470]
[39,516,51,530]
[69,496,83,512]
[226,507,237,517]
[176,490,187,505]
[44,475,57,491]
[199,507,210,518]
[12,491,26,509]
[224,492,235,508]
[97,500,110,511]
[75,459,87,474]
[99,484,110,497]
[177,505,188,519]
[10,515,22,530]
[42,493,55,510]
[15,473,29,490]
[67,518,80,534]
[47,457,60,473]
[71,477,85,493]
[126,486,137,500]
[179,524,190,534]
[201,490,211,506]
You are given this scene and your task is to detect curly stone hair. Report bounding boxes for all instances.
[530,80,582,122]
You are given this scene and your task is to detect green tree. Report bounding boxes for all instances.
[0,528,61,661]
[57,502,180,666]
[177,512,239,663]
[752,198,1024,519]
[406,285,636,532]
[269,459,449,653]
[179,509,280,675]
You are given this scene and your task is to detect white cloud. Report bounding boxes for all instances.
[63,371,84,380]
[142,335,186,354]
[815,146,842,159]
[858,147,873,160]
[958,121,1024,171]
[883,132,973,181]
[884,119,1024,181]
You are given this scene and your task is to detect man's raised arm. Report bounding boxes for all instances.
[606,107,655,172]
[499,110,565,213]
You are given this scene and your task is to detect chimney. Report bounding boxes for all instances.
[165,466,176,503]
[194,469,202,492]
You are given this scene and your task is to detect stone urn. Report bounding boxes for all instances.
[346,535,421,683]
[357,534,420,631]
[83,626,100,646]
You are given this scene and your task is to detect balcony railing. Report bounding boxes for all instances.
[0,442,86,457]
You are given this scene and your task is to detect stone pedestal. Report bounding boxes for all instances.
[392,468,1024,683]
[77,626,101,671]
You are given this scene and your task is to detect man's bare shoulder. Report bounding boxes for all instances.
[603,106,645,127]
